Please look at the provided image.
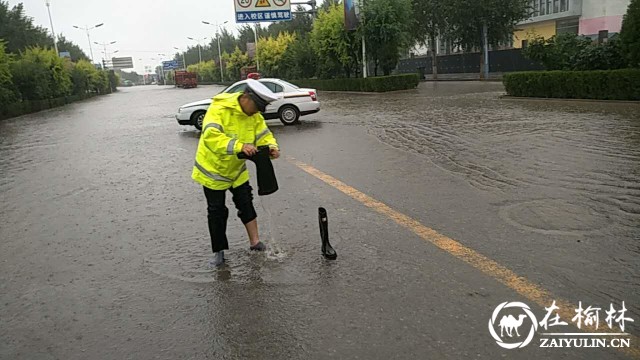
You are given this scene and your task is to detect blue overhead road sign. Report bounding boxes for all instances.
[162,60,179,70]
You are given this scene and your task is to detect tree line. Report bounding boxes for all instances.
[0,1,117,111]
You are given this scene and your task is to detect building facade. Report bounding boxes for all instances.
[513,0,630,48]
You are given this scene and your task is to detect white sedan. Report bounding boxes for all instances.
[175,78,320,129]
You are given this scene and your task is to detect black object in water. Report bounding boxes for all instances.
[237,145,279,196]
[319,207,337,260]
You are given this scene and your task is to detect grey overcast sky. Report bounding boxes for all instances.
[8,0,291,73]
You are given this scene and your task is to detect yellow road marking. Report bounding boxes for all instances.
[287,156,639,358]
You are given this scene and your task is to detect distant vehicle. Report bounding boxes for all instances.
[175,70,197,89]
[175,78,320,129]
[122,80,134,87]
[247,72,261,80]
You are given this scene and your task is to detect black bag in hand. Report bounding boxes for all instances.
[237,145,279,196]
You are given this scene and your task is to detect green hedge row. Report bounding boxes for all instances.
[503,69,640,100]
[291,74,420,92]
[0,93,95,120]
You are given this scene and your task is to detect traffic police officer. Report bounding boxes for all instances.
[192,79,280,267]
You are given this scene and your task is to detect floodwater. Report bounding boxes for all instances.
[1,82,638,359]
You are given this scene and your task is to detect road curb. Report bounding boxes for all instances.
[500,95,640,104]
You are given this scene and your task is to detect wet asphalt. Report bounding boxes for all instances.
[1,83,639,359]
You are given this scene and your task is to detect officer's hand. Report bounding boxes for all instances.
[270,148,280,159]
[242,144,257,156]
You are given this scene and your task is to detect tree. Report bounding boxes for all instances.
[0,1,54,53]
[620,0,640,68]
[362,0,413,76]
[410,0,450,79]
[237,24,262,52]
[56,35,89,62]
[117,70,142,84]
[448,0,530,78]
[265,7,314,37]
[255,32,296,78]
[321,0,341,12]
[188,60,220,82]
[223,47,251,81]
[311,3,359,78]
[280,35,317,79]
[218,28,238,55]
[0,40,18,106]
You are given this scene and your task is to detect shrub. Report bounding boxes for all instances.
[503,70,640,100]
[10,47,72,100]
[523,33,627,71]
[291,74,420,92]
[0,40,18,108]
[188,61,220,82]
[524,33,591,70]
[573,40,626,71]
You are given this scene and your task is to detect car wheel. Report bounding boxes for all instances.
[191,110,206,131]
[279,105,300,126]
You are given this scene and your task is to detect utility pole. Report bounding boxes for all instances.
[95,41,116,63]
[174,47,187,70]
[202,21,229,81]
[359,0,367,78]
[45,0,58,56]
[187,37,207,64]
[73,23,104,64]
[254,23,260,71]
[482,23,489,80]
[291,0,318,17]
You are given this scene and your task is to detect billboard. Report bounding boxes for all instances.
[235,0,291,23]
[247,42,256,58]
[344,0,359,31]
[111,57,134,70]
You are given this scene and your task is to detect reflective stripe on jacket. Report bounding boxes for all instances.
[192,92,278,190]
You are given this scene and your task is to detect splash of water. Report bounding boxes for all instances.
[259,195,287,260]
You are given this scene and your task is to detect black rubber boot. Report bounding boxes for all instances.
[237,146,278,196]
[319,207,337,260]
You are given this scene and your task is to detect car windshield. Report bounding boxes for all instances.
[279,80,299,89]
[219,84,234,93]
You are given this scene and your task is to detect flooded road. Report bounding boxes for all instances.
[1,83,639,359]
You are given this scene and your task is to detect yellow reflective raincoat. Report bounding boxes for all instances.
[192,92,278,190]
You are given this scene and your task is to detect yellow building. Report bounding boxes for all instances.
[513,20,557,48]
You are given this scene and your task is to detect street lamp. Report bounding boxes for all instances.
[187,37,208,64]
[157,54,168,84]
[202,20,228,81]
[45,0,58,56]
[173,47,187,70]
[95,40,116,60]
[73,23,104,63]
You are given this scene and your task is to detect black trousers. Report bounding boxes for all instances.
[203,182,257,253]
